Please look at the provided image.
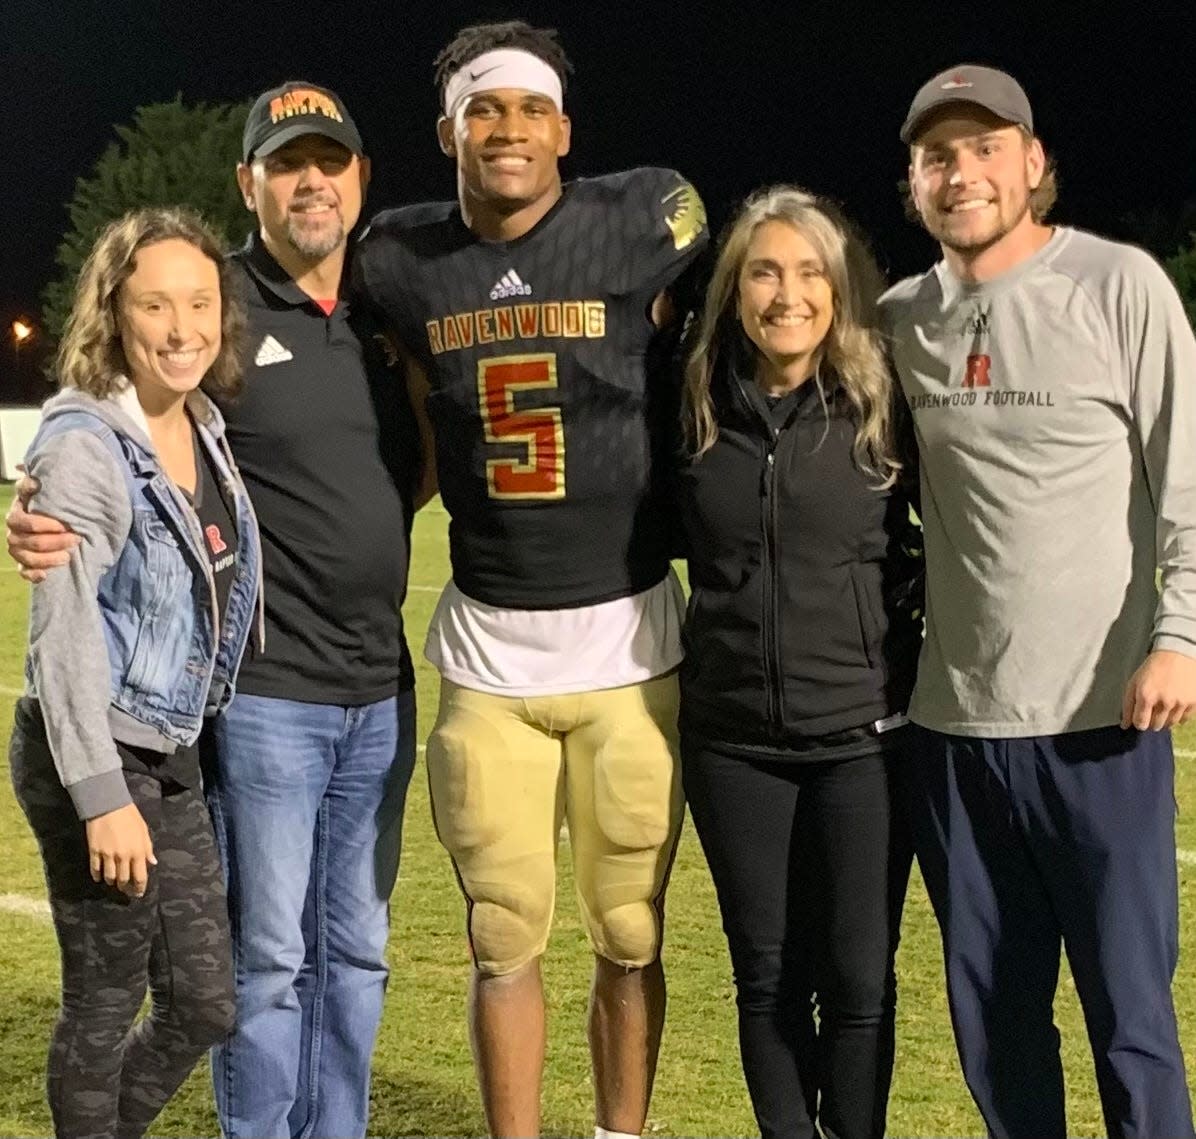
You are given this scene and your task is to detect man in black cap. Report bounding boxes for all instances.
[238,82,370,265]
[7,81,419,1139]
[881,63,1196,1138]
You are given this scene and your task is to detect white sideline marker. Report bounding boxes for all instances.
[0,894,50,922]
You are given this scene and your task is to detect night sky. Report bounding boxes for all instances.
[4,0,1196,391]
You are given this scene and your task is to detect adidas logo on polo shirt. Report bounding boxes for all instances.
[489,269,532,300]
[254,335,293,366]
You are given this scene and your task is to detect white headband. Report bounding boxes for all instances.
[443,49,563,120]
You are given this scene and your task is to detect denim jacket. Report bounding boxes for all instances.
[23,385,264,819]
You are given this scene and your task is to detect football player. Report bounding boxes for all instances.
[354,20,707,1139]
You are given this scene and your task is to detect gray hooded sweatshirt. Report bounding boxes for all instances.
[22,385,253,818]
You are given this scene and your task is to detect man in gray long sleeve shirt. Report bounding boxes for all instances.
[880,64,1196,1138]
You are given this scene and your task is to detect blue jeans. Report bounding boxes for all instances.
[204,689,416,1139]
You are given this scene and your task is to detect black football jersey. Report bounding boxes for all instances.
[355,167,707,609]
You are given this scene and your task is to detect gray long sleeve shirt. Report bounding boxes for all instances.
[879,227,1196,736]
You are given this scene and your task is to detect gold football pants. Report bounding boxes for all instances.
[427,673,684,975]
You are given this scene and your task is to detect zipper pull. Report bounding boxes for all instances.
[761,447,775,495]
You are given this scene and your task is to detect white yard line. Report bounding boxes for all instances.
[1176,748,1195,760]
[0,894,50,922]
[0,684,24,698]
[0,853,1192,927]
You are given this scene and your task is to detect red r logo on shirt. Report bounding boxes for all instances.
[964,354,991,388]
[205,525,228,555]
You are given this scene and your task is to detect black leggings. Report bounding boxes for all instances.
[10,723,235,1139]
[682,740,912,1139]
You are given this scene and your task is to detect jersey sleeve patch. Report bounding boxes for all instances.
[661,178,707,253]
[625,168,708,297]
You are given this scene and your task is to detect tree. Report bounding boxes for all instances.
[1165,235,1196,329]
[1118,201,1196,262]
[42,97,253,340]
[1118,197,1196,331]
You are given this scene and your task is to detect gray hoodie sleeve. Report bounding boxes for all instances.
[25,429,134,820]
[1114,248,1196,657]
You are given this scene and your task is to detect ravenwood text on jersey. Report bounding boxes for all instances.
[426,300,606,356]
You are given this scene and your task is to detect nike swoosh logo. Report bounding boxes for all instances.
[468,65,501,82]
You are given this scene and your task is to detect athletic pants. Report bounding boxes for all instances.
[909,723,1194,1139]
[11,721,235,1139]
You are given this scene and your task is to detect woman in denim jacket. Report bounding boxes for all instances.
[9,207,262,1139]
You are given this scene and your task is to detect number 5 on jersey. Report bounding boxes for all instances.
[478,353,566,501]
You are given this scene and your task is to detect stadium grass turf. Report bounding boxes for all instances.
[0,487,1192,1136]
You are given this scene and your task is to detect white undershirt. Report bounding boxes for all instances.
[424,570,686,697]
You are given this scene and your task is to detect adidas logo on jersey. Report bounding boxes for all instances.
[253,335,293,366]
[489,269,532,300]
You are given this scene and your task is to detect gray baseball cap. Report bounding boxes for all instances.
[900,64,1033,145]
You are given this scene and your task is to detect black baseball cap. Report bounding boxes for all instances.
[242,81,364,163]
[901,64,1033,145]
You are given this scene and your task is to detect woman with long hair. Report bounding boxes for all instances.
[9,206,261,1139]
[675,185,923,1139]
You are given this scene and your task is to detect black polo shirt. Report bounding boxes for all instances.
[220,234,416,705]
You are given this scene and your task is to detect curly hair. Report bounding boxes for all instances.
[434,20,573,111]
[56,207,246,409]
[682,186,902,487]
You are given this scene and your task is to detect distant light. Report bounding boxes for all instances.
[12,320,33,343]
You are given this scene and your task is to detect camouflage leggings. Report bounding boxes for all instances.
[10,725,235,1139]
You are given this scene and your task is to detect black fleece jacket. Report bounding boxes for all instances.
[675,362,923,753]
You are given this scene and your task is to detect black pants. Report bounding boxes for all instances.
[10,721,235,1139]
[682,739,912,1139]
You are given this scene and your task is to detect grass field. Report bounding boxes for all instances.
[0,484,1193,1137]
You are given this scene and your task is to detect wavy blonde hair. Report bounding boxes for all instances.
[56,207,246,406]
[682,185,900,486]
